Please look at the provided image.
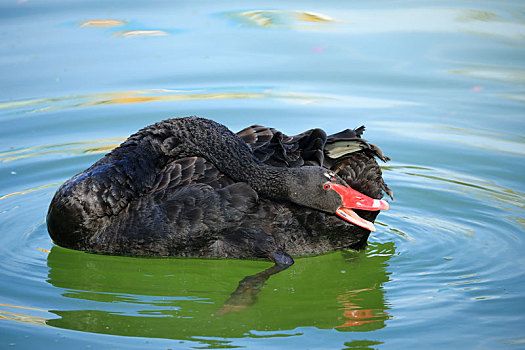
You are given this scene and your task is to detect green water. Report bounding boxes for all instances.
[1,1,524,349]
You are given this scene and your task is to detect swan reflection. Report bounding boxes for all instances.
[43,242,393,342]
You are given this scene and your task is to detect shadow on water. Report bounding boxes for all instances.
[42,242,394,344]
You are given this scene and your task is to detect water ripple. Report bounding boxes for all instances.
[0,138,123,163]
[377,158,524,318]
[0,88,420,116]
[0,183,61,201]
[374,121,525,156]
[384,163,525,210]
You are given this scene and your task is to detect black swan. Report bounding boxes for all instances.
[47,116,392,267]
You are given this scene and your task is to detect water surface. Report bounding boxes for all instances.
[1,1,524,349]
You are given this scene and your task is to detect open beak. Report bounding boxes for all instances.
[329,183,389,232]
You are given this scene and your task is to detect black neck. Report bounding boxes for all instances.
[117,117,291,199]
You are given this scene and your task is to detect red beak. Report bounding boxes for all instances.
[329,183,389,232]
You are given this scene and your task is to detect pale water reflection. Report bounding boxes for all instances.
[78,19,127,28]
[0,88,420,114]
[225,7,525,40]
[1,0,524,349]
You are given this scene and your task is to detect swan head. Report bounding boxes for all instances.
[287,167,389,232]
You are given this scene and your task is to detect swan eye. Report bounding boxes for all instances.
[323,183,331,190]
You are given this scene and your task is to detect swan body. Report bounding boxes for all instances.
[47,117,391,264]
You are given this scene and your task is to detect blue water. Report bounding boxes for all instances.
[1,1,524,349]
